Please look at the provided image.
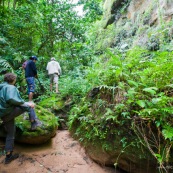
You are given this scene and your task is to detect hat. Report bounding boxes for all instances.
[51,57,55,61]
[30,56,38,61]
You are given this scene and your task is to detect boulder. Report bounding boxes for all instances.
[0,105,58,144]
[39,95,73,130]
[85,138,158,173]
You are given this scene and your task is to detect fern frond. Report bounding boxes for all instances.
[0,58,14,73]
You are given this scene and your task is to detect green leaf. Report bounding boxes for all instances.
[136,100,146,108]
[162,126,173,140]
[154,154,162,163]
[126,88,137,97]
[155,121,161,127]
[127,80,138,87]
[166,84,173,88]
[151,98,162,104]
[143,87,158,95]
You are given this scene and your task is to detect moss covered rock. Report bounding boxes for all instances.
[83,132,158,173]
[69,85,166,173]
[0,105,58,145]
[39,94,73,130]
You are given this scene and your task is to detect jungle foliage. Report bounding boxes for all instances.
[68,1,173,171]
[0,0,102,99]
[1,0,173,171]
[69,47,173,171]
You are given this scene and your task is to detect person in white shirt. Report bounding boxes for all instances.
[46,57,62,93]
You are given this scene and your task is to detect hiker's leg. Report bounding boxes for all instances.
[29,92,34,101]
[28,107,42,130]
[26,77,35,101]
[4,119,15,153]
[28,107,37,122]
[55,83,58,93]
[54,74,59,93]
[50,83,53,92]
[3,119,19,164]
[49,74,54,92]
[2,107,25,153]
[2,107,25,123]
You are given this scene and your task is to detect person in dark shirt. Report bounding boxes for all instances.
[25,56,38,101]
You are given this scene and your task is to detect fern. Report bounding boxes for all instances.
[0,58,14,73]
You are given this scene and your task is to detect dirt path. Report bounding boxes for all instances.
[0,130,121,173]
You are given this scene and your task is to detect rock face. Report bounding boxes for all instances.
[101,0,173,50]
[70,112,158,173]
[70,119,159,173]
[85,143,158,173]
[0,105,58,145]
[103,0,173,27]
[127,0,173,25]
[102,0,125,28]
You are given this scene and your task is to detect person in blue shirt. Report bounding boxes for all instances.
[24,56,38,101]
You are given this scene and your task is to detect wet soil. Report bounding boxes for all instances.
[0,130,122,173]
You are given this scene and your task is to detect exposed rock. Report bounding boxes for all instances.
[70,117,158,173]
[127,0,173,25]
[102,0,129,28]
[101,0,173,48]
[120,43,129,50]
[0,105,58,144]
[132,32,149,47]
[101,0,172,27]
[85,142,158,173]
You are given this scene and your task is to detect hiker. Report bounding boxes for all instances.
[46,57,61,93]
[0,73,42,164]
[24,56,38,101]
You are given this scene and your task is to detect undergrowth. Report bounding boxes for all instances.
[68,47,173,171]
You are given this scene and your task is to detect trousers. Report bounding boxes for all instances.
[1,107,37,152]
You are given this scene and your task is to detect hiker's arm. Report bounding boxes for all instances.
[21,102,35,108]
[20,102,35,112]
[6,86,25,106]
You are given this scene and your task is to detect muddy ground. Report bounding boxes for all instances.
[0,130,123,173]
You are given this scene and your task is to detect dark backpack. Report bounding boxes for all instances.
[22,61,28,69]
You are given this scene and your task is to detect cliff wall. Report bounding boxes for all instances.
[97,0,173,52]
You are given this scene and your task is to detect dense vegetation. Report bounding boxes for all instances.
[0,0,102,100]
[1,0,173,172]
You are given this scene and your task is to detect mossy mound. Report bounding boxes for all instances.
[15,105,58,144]
[39,94,65,111]
[39,94,73,130]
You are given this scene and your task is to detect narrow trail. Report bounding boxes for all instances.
[0,130,122,173]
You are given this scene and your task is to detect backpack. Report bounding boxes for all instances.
[22,61,28,69]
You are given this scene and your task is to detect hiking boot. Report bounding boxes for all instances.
[31,119,43,131]
[5,153,19,164]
